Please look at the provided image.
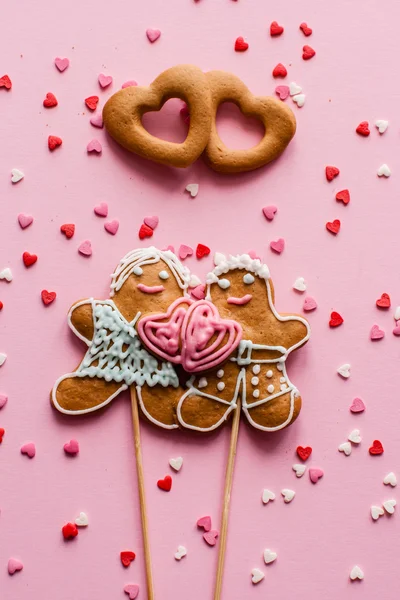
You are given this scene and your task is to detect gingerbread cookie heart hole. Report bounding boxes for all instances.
[216,102,265,150]
[141,98,189,144]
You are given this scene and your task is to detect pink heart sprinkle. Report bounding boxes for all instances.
[94,202,108,217]
[18,213,33,229]
[262,205,277,221]
[270,238,285,254]
[370,324,385,340]
[54,57,69,72]
[104,220,119,235]
[78,240,92,257]
[90,113,104,128]
[87,139,102,153]
[21,442,36,458]
[144,216,159,230]
[203,530,219,546]
[163,245,175,253]
[197,515,211,531]
[350,397,365,413]
[122,80,138,89]
[309,468,324,483]
[303,296,317,311]
[8,558,23,575]
[179,244,193,260]
[191,284,206,300]
[124,584,139,599]
[146,28,161,43]
[248,250,261,260]
[98,73,113,88]
[0,394,8,409]
[393,321,400,336]
[64,439,79,455]
[275,85,290,100]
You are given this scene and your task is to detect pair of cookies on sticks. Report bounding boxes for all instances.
[102,65,296,173]
[52,247,310,599]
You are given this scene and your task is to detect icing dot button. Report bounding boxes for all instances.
[369,440,384,455]
[251,377,259,386]
[157,475,172,491]
[217,369,224,378]
[266,370,273,378]
[252,364,260,375]
[267,384,274,394]
[217,382,225,391]
[62,522,78,540]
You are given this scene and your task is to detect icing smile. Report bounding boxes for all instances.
[137,283,165,294]
[227,294,253,305]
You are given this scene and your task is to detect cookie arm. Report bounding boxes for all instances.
[68,299,95,343]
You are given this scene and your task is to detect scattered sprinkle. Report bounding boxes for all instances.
[292,93,305,108]
[348,429,361,444]
[78,240,92,257]
[146,28,161,43]
[169,456,183,472]
[370,505,384,521]
[64,439,79,455]
[303,296,317,311]
[139,224,153,240]
[122,80,138,89]
[85,96,99,111]
[270,238,285,254]
[87,139,102,153]
[337,363,351,378]
[60,223,75,239]
[157,475,172,491]
[124,584,139,599]
[0,75,12,90]
[11,168,24,183]
[272,63,287,78]
[18,214,33,229]
[121,551,136,567]
[62,522,78,540]
[90,113,104,128]
[296,446,312,461]
[43,92,58,108]
[356,121,370,136]
[0,427,5,441]
[299,22,312,36]
[185,183,199,198]
[293,277,306,292]
[20,442,36,458]
[48,135,62,151]
[309,468,324,483]
[143,216,159,230]
[376,293,390,308]
[383,499,396,514]
[369,440,384,455]
[262,205,277,220]
[196,244,210,259]
[350,566,364,581]
[275,85,289,101]
[54,57,69,72]
[270,21,284,36]
[338,442,352,456]
[262,489,275,504]
[336,189,350,204]
[104,220,119,235]
[197,515,212,531]
[292,464,306,477]
[375,120,388,134]
[370,324,385,340]
[377,163,391,177]
[383,472,397,487]
[393,321,400,336]
[329,311,343,327]
[325,166,340,181]
[281,489,295,503]
[179,244,193,260]
[203,530,219,546]
[75,512,89,527]
[174,545,187,560]
[251,568,265,584]
[98,73,113,88]
[0,353,6,367]
[41,290,56,305]
[0,394,8,409]
[326,219,340,234]
[289,82,302,96]
[350,397,365,413]
[263,549,278,564]
[22,252,37,268]
[234,36,249,52]
[94,202,108,217]
[8,558,23,575]
[302,45,315,60]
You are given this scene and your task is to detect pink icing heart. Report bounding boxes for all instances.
[197,515,211,531]
[123,584,139,599]
[350,397,365,413]
[21,442,36,458]
[270,238,285,254]
[275,85,290,100]
[191,284,206,300]
[94,202,108,217]
[203,530,219,546]
[262,205,277,221]
[146,28,161,43]
[104,220,119,235]
[303,296,317,311]
[8,558,23,575]
[18,213,33,229]
[0,393,8,409]
[144,216,159,230]
[87,139,102,153]
[78,240,92,256]
[90,113,104,128]
[370,324,384,340]
[179,244,193,260]
[122,80,138,89]
[98,73,113,88]
[393,321,400,336]
[64,439,79,455]
[309,468,324,483]
[248,249,261,260]
[54,57,69,72]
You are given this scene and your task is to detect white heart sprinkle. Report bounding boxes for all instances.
[348,429,361,444]
[169,457,183,472]
[337,363,351,378]
[0,353,7,367]
[383,499,396,514]
[292,464,306,478]
[11,168,24,183]
[338,442,352,456]
[174,545,187,560]
[262,489,275,504]
[263,549,277,564]
[394,307,400,321]
[292,94,306,108]
[370,505,384,521]
[198,377,208,389]
[251,568,265,584]
[281,489,295,503]
[377,163,391,177]
[75,511,89,527]
[350,565,364,580]
[289,82,302,96]
[0,267,13,282]
[293,277,306,292]
[185,183,199,198]
[383,472,397,487]
[189,275,201,287]
[375,120,388,134]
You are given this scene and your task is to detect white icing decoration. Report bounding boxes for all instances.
[189,274,201,287]
[253,390,260,398]
[280,384,287,391]
[280,377,286,383]
[277,363,283,371]
[159,270,169,280]
[133,266,143,276]
[217,369,224,378]
[198,377,208,389]
[251,377,259,386]
[218,278,230,290]
[266,370,273,378]
[252,364,261,375]
[214,252,226,266]
[267,384,275,394]
[217,382,225,391]
[209,253,270,282]
[243,273,255,284]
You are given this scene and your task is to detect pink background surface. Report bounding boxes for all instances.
[1,0,400,598]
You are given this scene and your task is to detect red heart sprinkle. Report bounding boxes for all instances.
[329,311,343,327]
[0,428,4,443]
[336,189,350,205]
[300,22,312,36]
[22,252,37,267]
[157,475,172,492]
[325,166,340,181]
[326,219,340,235]
[196,244,210,259]
[369,440,384,455]
[234,37,248,52]
[302,45,316,60]
[0,301,3,311]
[41,290,56,305]
[43,92,58,108]
[62,522,78,539]
[0,75,12,89]
[272,63,287,78]
[120,551,136,567]
[356,121,370,136]
[270,21,284,36]
[48,135,62,151]
[60,223,75,239]
[85,96,99,111]
[376,293,391,309]
[296,445,312,461]
[139,224,154,240]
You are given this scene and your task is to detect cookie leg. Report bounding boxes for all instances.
[52,373,126,414]
[244,389,301,431]
[136,384,183,429]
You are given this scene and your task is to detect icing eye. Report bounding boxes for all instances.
[243,273,255,284]
[218,279,231,290]
[158,270,169,280]
[133,266,143,276]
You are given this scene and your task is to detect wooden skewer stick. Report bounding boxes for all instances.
[130,387,155,600]
[214,404,241,600]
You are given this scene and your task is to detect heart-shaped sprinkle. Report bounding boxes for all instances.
[251,568,265,584]
[350,566,364,581]
[0,353,7,367]
[64,439,79,455]
[393,321,400,336]
[146,28,161,43]
[144,216,159,230]
[326,219,340,235]
[41,290,56,305]
[169,456,183,472]
[121,551,136,567]
[196,244,210,259]
[336,189,350,204]
[348,429,361,444]
[348,399,364,415]
[270,238,285,254]
[124,584,139,599]
[296,445,312,461]
[104,220,119,235]
[22,252,37,267]
[0,75,12,89]
[78,240,92,257]
[337,363,351,378]
[376,293,390,308]
[375,119,388,134]
[383,499,396,514]
[261,489,276,505]
[191,284,206,300]
[383,472,397,487]
[369,440,384,455]
[289,82,302,96]
[371,505,384,521]
[55,57,70,72]
[309,468,324,483]
[338,442,352,456]
[281,489,295,503]
[11,168,24,183]
[329,311,343,327]
[263,549,277,564]
[275,85,290,101]
[0,268,13,282]
[197,515,212,531]
[157,475,172,491]
[292,93,305,107]
[62,522,78,539]
[185,183,199,198]
[48,135,63,151]
[262,205,277,220]
[18,214,33,229]
[21,442,36,458]
[179,244,193,260]
[303,296,317,311]
[60,223,75,239]
[0,394,8,409]
[302,45,315,60]
[174,545,187,560]
[139,224,153,240]
[356,121,370,136]
[234,36,249,51]
[377,163,391,177]
[98,73,113,88]
[87,139,102,153]
[85,96,99,111]
[370,324,384,340]
[94,202,108,217]
[122,80,138,89]
[8,558,23,575]
[325,166,340,181]
[272,63,287,78]
[43,92,58,108]
[293,277,306,292]
[90,113,104,128]
[292,464,306,477]
[0,427,5,441]
[203,530,218,546]
[75,512,89,527]
[270,21,284,36]
[300,22,312,36]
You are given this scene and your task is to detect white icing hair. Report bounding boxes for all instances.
[110,247,191,297]
[206,253,270,285]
